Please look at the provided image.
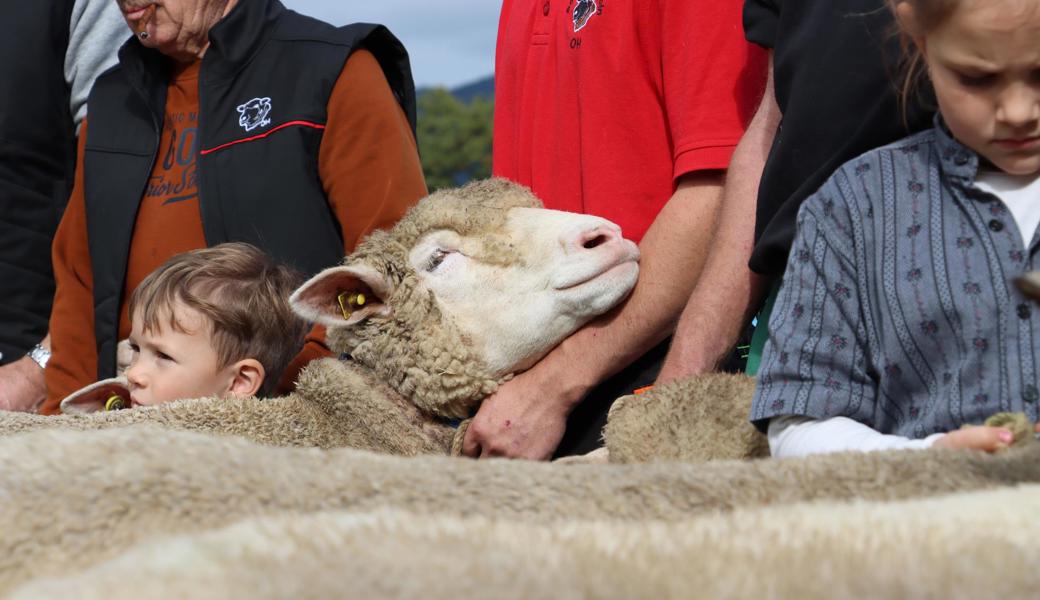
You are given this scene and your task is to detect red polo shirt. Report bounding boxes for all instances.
[493,0,765,242]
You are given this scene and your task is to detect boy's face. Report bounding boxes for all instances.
[126,302,234,407]
[918,0,1040,175]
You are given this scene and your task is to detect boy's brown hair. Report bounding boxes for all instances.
[127,243,309,395]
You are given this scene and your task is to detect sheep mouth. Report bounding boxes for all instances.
[552,250,640,291]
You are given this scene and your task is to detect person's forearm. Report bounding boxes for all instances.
[319,50,426,254]
[768,415,944,459]
[656,177,767,377]
[657,54,780,381]
[518,172,727,410]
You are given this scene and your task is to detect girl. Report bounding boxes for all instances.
[751,0,1040,457]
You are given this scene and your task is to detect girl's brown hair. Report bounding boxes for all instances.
[886,0,959,118]
[128,243,309,396]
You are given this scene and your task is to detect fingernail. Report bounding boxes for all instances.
[998,430,1014,443]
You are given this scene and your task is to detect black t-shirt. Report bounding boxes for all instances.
[745,0,933,276]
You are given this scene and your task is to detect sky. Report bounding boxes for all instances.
[281,0,501,89]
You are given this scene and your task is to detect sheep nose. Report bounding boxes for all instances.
[570,225,623,253]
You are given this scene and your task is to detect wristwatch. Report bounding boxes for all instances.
[26,344,51,370]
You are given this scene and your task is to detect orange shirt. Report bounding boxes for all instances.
[44,50,427,412]
[121,60,208,338]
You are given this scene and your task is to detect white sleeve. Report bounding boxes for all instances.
[65,0,129,129]
[767,415,947,459]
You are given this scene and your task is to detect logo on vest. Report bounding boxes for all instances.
[572,0,597,32]
[236,97,272,132]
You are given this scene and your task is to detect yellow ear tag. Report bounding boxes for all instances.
[337,292,352,320]
[337,292,368,320]
[105,394,125,411]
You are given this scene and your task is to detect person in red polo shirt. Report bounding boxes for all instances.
[463,0,766,459]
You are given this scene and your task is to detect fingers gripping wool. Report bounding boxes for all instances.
[980,412,1037,448]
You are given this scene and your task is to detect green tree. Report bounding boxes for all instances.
[417,88,494,191]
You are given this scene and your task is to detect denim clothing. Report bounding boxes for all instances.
[752,120,1040,438]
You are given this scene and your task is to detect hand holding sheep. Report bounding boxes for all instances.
[462,365,574,459]
[0,356,46,412]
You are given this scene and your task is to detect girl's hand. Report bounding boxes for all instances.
[934,423,1040,452]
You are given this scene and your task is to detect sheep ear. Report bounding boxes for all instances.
[59,378,130,415]
[290,264,394,327]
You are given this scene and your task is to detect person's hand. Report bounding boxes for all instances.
[0,356,47,412]
[933,423,1040,452]
[461,369,574,460]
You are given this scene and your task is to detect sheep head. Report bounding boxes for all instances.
[291,179,640,419]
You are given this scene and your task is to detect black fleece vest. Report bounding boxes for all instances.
[83,0,416,379]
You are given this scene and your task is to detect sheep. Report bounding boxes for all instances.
[3,424,1040,594]
[0,179,640,455]
[14,485,1040,599]
[603,372,767,462]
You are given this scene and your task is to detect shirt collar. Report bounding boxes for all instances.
[204,0,285,81]
[933,113,980,184]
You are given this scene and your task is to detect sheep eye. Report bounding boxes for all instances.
[425,249,449,272]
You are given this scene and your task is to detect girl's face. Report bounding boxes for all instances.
[915,0,1040,175]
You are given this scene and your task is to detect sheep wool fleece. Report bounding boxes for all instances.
[4,425,1040,596]
[15,487,1040,599]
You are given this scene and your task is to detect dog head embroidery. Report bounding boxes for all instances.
[572,0,597,32]
[237,97,272,132]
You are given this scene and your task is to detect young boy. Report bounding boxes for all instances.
[60,243,308,413]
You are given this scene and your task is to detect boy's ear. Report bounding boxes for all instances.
[227,359,265,398]
[289,264,393,328]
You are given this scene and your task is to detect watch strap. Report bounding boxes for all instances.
[26,344,51,370]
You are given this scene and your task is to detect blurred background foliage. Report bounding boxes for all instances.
[416,76,494,191]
